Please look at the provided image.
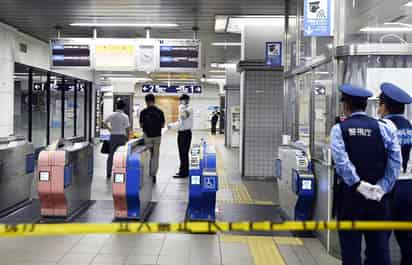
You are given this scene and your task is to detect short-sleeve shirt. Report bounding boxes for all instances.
[139,106,165,137]
[104,110,130,136]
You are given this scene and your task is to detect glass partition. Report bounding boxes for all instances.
[13,64,29,139]
[337,0,412,45]
[50,76,62,143]
[77,83,86,137]
[64,79,75,138]
[31,70,48,148]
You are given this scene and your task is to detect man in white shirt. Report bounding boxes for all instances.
[103,99,130,179]
[169,94,193,178]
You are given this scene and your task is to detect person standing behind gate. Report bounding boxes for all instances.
[139,94,165,184]
[103,99,131,179]
[377,82,412,265]
[330,84,401,265]
[168,94,193,178]
[211,111,219,135]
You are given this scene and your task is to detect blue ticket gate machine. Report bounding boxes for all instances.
[292,169,315,221]
[187,142,218,221]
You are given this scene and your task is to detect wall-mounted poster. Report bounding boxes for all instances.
[303,0,333,36]
[265,42,282,66]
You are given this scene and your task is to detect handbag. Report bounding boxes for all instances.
[101,140,110,154]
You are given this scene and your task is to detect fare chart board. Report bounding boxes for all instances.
[51,39,91,67]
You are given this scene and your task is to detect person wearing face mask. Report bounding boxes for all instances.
[330,84,401,265]
[377,82,412,265]
[168,94,193,178]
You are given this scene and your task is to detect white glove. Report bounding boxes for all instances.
[356,181,376,200]
[369,185,385,202]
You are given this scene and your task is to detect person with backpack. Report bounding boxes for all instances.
[139,94,165,183]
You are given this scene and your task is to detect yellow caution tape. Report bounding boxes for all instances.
[0,221,412,237]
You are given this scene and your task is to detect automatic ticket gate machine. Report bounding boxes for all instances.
[0,136,35,216]
[112,138,152,220]
[277,143,315,222]
[37,137,93,218]
[187,141,219,221]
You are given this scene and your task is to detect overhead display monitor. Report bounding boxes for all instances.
[94,39,136,71]
[158,39,201,71]
[50,39,91,68]
[142,84,201,94]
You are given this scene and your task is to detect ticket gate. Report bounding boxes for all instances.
[112,138,152,220]
[187,141,219,221]
[37,137,93,217]
[277,144,315,221]
[0,136,35,216]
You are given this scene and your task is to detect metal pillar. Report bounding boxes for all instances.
[61,77,66,139]
[84,82,88,138]
[88,82,93,142]
[28,68,33,142]
[46,72,51,145]
[74,80,78,136]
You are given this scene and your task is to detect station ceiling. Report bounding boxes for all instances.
[0,0,294,41]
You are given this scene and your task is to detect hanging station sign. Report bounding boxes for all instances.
[50,39,91,68]
[50,38,202,72]
[303,0,333,37]
[142,84,201,94]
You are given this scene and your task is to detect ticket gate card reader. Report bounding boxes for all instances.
[112,138,152,220]
[187,142,219,221]
[292,169,315,221]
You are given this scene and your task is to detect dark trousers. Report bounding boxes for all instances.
[106,134,127,178]
[211,122,217,135]
[337,186,391,265]
[390,180,412,265]
[177,130,192,176]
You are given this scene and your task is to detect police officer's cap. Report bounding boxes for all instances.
[380,82,412,104]
[179,94,190,101]
[339,84,373,98]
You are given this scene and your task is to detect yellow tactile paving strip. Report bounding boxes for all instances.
[220,235,302,265]
[210,135,276,206]
[274,236,304,246]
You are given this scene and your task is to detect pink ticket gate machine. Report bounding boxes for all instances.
[37,138,93,218]
[112,138,152,220]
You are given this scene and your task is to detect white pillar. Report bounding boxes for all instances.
[0,27,15,137]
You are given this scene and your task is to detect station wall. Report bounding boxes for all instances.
[0,22,95,138]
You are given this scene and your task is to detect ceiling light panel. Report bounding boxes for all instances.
[360,26,412,32]
[211,42,241,47]
[70,23,178,28]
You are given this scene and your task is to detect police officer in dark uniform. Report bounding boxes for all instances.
[378,82,412,265]
[330,84,401,265]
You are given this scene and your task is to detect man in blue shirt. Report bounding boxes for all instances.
[330,84,401,265]
[377,82,412,265]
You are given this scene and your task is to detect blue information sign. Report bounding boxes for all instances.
[142,84,201,94]
[303,0,333,37]
[265,42,282,66]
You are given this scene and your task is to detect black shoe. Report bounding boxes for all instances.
[152,176,156,184]
[173,174,188,178]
